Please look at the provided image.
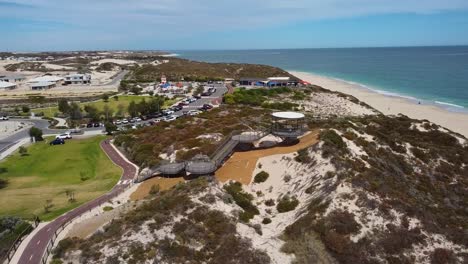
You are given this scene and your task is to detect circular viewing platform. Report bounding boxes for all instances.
[271,111,306,138]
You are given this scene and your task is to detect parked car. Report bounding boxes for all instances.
[187,110,201,116]
[50,138,65,145]
[194,94,202,99]
[93,123,100,127]
[115,120,122,125]
[56,133,72,140]
[164,115,177,122]
[129,118,136,123]
[86,123,93,128]
[69,128,81,134]
[134,117,142,122]
[188,97,197,103]
[164,110,175,116]
[0,116,9,121]
[122,119,129,124]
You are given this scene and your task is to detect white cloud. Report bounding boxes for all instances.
[1,0,468,50]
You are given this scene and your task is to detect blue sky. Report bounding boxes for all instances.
[1,0,468,51]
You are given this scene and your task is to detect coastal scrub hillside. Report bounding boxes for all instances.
[125,57,297,82]
[52,85,467,264]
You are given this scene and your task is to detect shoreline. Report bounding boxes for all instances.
[290,71,468,138]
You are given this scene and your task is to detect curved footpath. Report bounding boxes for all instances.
[16,139,138,264]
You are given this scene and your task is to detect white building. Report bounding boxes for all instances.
[30,81,56,90]
[27,75,64,84]
[0,74,26,83]
[64,73,91,85]
[0,81,16,90]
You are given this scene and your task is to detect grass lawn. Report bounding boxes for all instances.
[0,136,122,221]
[33,95,178,118]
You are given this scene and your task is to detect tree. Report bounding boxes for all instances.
[29,127,43,141]
[102,94,109,102]
[58,99,70,114]
[113,96,119,101]
[128,101,138,117]
[104,121,117,135]
[19,146,28,156]
[44,199,53,213]
[22,105,30,113]
[148,91,154,96]
[65,189,75,203]
[130,86,142,95]
[84,105,99,121]
[69,103,82,120]
[102,105,113,121]
[116,103,125,118]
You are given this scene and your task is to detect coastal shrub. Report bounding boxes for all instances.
[277,196,299,213]
[294,148,312,163]
[430,248,457,264]
[103,206,113,212]
[291,91,306,100]
[0,178,7,189]
[254,171,269,183]
[224,181,259,222]
[320,130,346,150]
[264,199,275,206]
[262,218,272,224]
[325,211,360,235]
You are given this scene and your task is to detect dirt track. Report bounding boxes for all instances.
[130,177,184,201]
[215,130,320,184]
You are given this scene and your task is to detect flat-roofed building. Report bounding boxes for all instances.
[27,75,64,84]
[64,73,91,84]
[0,81,16,90]
[30,81,56,90]
[0,74,26,83]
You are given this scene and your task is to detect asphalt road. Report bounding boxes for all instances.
[17,139,137,264]
[0,119,102,156]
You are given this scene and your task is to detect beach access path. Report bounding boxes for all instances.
[16,139,138,264]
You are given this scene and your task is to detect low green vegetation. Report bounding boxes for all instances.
[276,196,299,213]
[0,136,121,220]
[33,95,176,118]
[223,181,259,222]
[0,217,32,262]
[126,57,295,82]
[253,171,269,183]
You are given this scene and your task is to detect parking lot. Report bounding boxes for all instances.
[114,83,227,130]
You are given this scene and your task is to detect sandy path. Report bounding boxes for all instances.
[130,177,185,201]
[215,130,320,185]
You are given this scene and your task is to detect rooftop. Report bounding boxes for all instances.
[27,75,64,83]
[0,81,16,88]
[272,111,305,120]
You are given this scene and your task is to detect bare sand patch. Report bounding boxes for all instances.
[130,177,184,201]
[215,130,320,185]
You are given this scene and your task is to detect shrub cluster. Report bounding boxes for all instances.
[224,182,259,222]
[276,196,299,213]
[253,171,269,183]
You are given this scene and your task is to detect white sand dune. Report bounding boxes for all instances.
[291,71,468,138]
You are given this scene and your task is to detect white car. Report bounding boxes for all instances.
[122,119,129,124]
[115,120,122,125]
[0,116,9,121]
[164,110,174,115]
[56,133,72,140]
[187,110,201,116]
[134,117,142,122]
[164,115,177,122]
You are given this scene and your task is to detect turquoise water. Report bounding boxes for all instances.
[175,46,468,112]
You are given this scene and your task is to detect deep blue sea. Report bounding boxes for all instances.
[174,46,468,112]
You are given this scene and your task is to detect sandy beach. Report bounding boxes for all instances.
[291,71,468,138]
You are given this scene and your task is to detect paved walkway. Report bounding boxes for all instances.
[16,139,138,264]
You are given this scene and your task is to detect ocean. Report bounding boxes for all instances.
[175,46,468,112]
